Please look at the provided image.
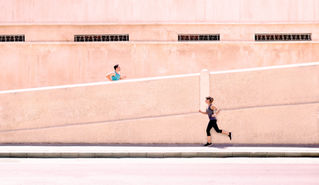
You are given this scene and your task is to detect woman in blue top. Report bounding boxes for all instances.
[199,96,232,146]
[106,64,126,81]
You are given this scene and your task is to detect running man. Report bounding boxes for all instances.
[106,64,126,81]
[199,96,232,146]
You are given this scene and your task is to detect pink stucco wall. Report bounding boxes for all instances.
[210,64,319,144]
[1,24,318,41]
[0,75,202,144]
[1,42,319,90]
[1,0,319,24]
[210,65,319,109]
[0,0,318,145]
[0,75,199,131]
[0,63,318,144]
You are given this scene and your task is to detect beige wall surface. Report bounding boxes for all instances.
[1,104,317,144]
[0,63,318,144]
[209,64,319,144]
[0,113,208,144]
[1,0,319,24]
[216,103,319,144]
[210,64,319,109]
[0,24,318,42]
[0,75,199,131]
[1,42,319,90]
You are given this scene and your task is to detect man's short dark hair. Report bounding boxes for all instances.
[114,64,119,70]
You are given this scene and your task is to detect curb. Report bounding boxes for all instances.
[1,151,319,158]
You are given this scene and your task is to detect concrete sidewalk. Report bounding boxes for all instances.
[0,145,318,158]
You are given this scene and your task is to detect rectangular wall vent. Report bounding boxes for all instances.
[255,33,311,41]
[74,34,129,42]
[0,35,25,42]
[178,34,220,41]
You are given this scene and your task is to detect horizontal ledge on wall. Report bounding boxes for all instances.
[210,61,319,75]
[220,101,319,111]
[1,61,318,94]
[1,61,319,94]
[0,41,319,45]
[0,21,319,26]
[0,73,199,94]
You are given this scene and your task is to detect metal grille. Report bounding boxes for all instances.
[178,34,220,41]
[74,34,129,42]
[255,33,311,41]
[0,35,25,42]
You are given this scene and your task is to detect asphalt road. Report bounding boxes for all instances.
[0,158,318,185]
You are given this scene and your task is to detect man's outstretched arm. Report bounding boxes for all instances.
[106,72,115,81]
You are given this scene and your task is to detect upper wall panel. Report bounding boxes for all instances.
[0,0,319,24]
[1,24,319,41]
[1,42,319,90]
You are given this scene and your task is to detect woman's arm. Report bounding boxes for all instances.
[199,110,207,114]
[211,105,221,117]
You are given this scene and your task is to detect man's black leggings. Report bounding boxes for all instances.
[206,119,222,136]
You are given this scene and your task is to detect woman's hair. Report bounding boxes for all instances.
[114,64,119,70]
[206,96,214,103]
